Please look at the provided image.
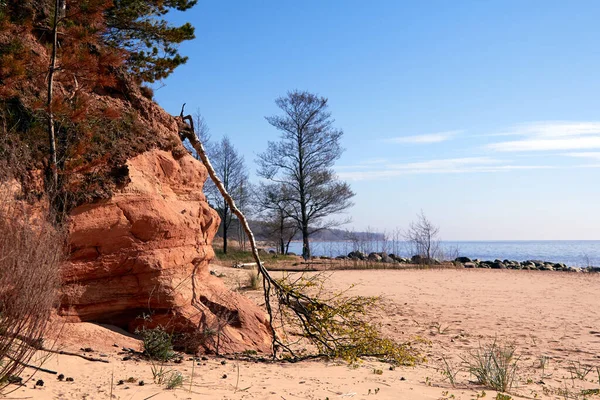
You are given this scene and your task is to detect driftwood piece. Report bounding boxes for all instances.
[6,356,57,375]
[42,348,109,363]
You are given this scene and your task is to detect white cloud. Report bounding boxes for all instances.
[386,130,461,144]
[487,121,600,152]
[386,156,497,170]
[337,157,553,181]
[564,151,600,160]
[489,137,600,152]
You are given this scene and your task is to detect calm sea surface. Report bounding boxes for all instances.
[286,240,600,267]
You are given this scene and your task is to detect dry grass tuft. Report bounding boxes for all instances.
[247,269,262,290]
[0,183,63,391]
[462,339,520,393]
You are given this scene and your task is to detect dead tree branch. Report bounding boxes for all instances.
[178,104,328,358]
[177,104,419,365]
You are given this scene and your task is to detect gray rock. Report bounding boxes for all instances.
[368,252,382,262]
[455,257,472,263]
[530,260,545,267]
[491,261,506,269]
[411,255,425,264]
[540,264,554,271]
[381,255,394,264]
[348,251,367,260]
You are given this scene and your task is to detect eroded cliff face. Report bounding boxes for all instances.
[60,149,272,354]
[1,20,272,354]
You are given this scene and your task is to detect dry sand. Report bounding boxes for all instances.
[7,268,600,399]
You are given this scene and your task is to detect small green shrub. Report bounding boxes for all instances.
[137,326,175,361]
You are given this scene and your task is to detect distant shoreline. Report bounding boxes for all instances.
[278,239,600,267]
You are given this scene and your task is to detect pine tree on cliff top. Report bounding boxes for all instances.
[0,0,198,83]
[104,0,197,83]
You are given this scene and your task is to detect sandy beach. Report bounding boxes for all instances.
[7,268,600,400]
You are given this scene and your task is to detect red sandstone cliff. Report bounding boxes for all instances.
[0,17,273,354]
[59,139,272,354]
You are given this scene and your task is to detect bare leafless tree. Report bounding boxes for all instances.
[206,136,248,254]
[194,109,211,146]
[255,182,298,254]
[184,109,211,159]
[234,178,252,250]
[405,210,441,264]
[257,90,354,259]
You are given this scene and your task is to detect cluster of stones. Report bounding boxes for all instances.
[323,251,599,273]
[453,257,597,272]
[334,251,439,265]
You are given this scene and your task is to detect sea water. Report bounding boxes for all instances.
[285,240,600,267]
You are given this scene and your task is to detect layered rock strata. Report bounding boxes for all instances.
[60,149,272,353]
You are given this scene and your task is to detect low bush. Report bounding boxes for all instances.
[137,326,175,361]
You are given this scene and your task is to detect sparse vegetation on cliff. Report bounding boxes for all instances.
[0,0,197,211]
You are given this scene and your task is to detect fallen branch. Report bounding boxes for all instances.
[177,104,421,366]
[233,262,258,269]
[178,104,325,358]
[6,356,57,375]
[42,348,109,363]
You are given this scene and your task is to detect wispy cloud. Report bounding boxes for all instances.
[385,156,498,170]
[487,121,600,152]
[337,157,553,181]
[386,130,461,144]
[564,151,600,160]
[489,137,600,152]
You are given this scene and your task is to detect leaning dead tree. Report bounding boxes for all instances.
[177,105,419,364]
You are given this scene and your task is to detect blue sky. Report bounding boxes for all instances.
[155,1,600,240]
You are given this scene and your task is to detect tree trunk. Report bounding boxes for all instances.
[301,224,310,259]
[299,190,310,258]
[47,0,61,188]
[279,213,285,254]
[222,205,228,254]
